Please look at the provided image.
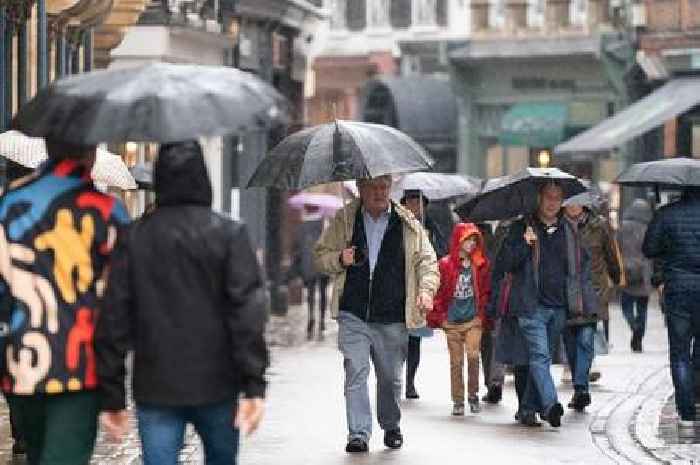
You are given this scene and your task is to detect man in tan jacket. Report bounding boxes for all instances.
[314,175,439,454]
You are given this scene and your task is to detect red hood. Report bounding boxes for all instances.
[447,223,486,268]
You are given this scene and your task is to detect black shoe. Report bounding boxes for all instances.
[483,384,503,404]
[547,403,564,427]
[345,438,369,453]
[519,411,541,427]
[12,440,26,456]
[568,391,591,412]
[307,321,315,341]
[384,429,403,449]
[406,385,419,399]
[631,331,643,352]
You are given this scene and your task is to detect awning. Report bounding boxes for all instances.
[499,102,569,147]
[555,77,700,154]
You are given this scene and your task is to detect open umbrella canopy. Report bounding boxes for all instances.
[615,157,700,189]
[391,172,482,201]
[12,62,288,145]
[455,167,586,221]
[246,120,434,190]
[288,192,344,217]
[0,130,136,190]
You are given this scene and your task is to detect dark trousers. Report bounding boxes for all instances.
[6,391,99,465]
[481,324,505,388]
[306,276,329,332]
[513,365,530,413]
[620,292,649,338]
[665,286,700,421]
[9,399,25,444]
[406,335,420,389]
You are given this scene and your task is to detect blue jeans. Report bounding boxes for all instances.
[665,286,700,421]
[620,292,649,337]
[563,324,596,392]
[137,401,239,465]
[518,306,567,415]
[338,312,408,442]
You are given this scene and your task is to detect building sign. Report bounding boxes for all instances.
[512,78,576,91]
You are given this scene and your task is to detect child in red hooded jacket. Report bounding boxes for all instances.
[427,223,492,415]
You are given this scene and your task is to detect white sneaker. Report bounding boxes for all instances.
[452,403,465,416]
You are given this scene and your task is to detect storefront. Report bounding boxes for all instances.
[448,36,619,182]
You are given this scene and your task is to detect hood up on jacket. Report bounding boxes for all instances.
[155,140,213,207]
[447,222,487,268]
[623,198,652,224]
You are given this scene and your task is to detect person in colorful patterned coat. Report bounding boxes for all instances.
[0,139,129,465]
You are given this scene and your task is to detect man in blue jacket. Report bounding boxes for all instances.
[644,188,700,434]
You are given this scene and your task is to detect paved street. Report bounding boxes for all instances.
[0,298,677,464]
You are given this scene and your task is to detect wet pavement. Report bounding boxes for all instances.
[0,297,682,464]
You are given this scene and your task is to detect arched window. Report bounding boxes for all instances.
[390,0,412,28]
[347,0,367,30]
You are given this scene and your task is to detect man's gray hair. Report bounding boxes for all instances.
[356,175,392,189]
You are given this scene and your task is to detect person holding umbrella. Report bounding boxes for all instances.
[561,193,621,411]
[314,175,439,453]
[0,139,129,465]
[643,187,700,433]
[95,141,269,464]
[400,189,447,400]
[496,181,597,427]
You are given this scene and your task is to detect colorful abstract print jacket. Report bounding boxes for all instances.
[0,159,129,396]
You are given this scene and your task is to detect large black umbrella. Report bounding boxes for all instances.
[455,167,586,221]
[246,120,434,190]
[615,157,700,189]
[13,62,288,144]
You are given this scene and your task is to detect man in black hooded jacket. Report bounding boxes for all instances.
[95,141,269,465]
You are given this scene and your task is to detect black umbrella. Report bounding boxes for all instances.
[615,157,700,189]
[13,62,288,144]
[129,162,153,190]
[455,167,586,221]
[246,120,434,190]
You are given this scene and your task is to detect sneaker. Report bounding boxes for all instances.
[547,403,564,427]
[406,385,419,399]
[452,403,465,416]
[468,396,481,413]
[384,429,403,449]
[345,438,369,453]
[482,384,502,404]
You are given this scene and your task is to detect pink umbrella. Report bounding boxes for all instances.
[288,192,344,217]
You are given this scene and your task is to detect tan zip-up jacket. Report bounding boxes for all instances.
[313,199,440,329]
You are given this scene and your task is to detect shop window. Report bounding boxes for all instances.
[347,0,367,30]
[390,0,412,28]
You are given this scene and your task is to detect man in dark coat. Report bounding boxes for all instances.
[497,182,597,427]
[95,141,269,464]
[289,205,330,340]
[643,188,700,432]
[401,189,447,400]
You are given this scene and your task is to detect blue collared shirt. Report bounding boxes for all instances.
[362,206,391,275]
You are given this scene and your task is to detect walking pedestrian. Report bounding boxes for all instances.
[562,198,618,411]
[497,182,596,428]
[489,219,535,425]
[619,199,654,353]
[2,160,34,458]
[401,189,447,399]
[643,188,700,434]
[0,140,129,465]
[95,141,269,465]
[427,223,491,415]
[314,176,439,453]
[477,222,505,404]
[289,205,330,340]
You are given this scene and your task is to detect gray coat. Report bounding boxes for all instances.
[290,218,325,284]
[619,200,654,297]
